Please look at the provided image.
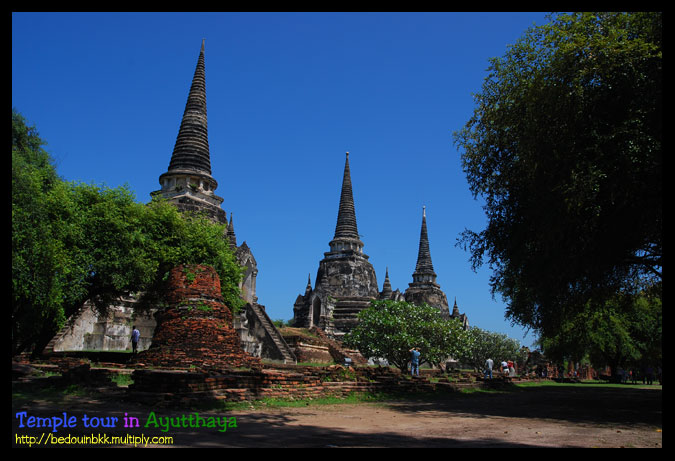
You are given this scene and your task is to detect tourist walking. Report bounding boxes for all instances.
[131,325,140,354]
[484,358,494,379]
[410,347,421,377]
[501,360,509,376]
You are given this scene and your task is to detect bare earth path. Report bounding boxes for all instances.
[12,384,662,448]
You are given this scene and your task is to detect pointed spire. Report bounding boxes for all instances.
[452,297,460,316]
[412,205,437,283]
[305,274,312,295]
[381,267,393,298]
[167,40,212,175]
[333,152,360,241]
[227,213,237,248]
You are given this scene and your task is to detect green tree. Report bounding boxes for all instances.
[453,12,662,337]
[12,109,67,355]
[136,197,245,314]
[458,327,527,373]
[343,300,469,373]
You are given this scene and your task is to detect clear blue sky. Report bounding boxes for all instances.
[12,12,552,349]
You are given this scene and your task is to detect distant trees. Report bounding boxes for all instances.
[538,286,662,375]
[453,12,662,338]
[12,109,243,356]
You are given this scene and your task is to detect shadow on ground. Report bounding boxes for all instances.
[382,383,662,428]
[12,379,662,447]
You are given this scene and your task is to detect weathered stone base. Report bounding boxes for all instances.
[404,284,450,318]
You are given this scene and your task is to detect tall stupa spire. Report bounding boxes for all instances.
[154,40,224,217]
[333,152,360,241]
[328,152,365,256]
[412,205,437,283]
[167,39,212,175]
[404,205,449,318]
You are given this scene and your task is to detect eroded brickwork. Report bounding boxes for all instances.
[134,265,262,371]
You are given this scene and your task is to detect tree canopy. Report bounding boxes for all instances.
[453,12,662,337]
[12,109,244,356]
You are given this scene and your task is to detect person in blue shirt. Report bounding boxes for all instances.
[131,326,140,354]
[410,348,421,377]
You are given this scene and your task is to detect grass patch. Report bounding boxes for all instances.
[292,361,336,367]
[513,380,662,390]
[457,386,510,395]
[186,378,524,412]
[110,373,134,387]
[12,382,94,408]
[189,391,404,412]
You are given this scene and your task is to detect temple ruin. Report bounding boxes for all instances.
[292,158,469,339]
[45,40,295,364]
[44,40,467,365]
[292,153,380,339]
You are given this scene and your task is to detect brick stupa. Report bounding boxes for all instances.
[135,264,262,371]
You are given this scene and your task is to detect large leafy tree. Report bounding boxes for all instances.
[12,110,67,355]
[134,196,245,314]
[453,13,662,337]
[343,300,469,373]
[12,109,243,356]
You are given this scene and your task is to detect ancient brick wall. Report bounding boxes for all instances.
[127,365,454,406]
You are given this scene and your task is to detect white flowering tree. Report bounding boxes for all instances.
[343,300,470,373]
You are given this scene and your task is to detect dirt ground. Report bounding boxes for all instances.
[12,382,662,448]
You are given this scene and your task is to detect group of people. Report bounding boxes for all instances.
[483,358,516,379]
[408,349,519,380]
[618,366,661,385]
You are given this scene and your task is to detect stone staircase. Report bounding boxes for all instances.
[330,297,371,337]
[247,303,297,364]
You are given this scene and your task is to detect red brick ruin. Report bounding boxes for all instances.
[134,264,262,371]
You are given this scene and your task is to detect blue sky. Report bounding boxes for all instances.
[12,12,553,348]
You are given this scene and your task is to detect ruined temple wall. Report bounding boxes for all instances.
[49,300,155,353]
